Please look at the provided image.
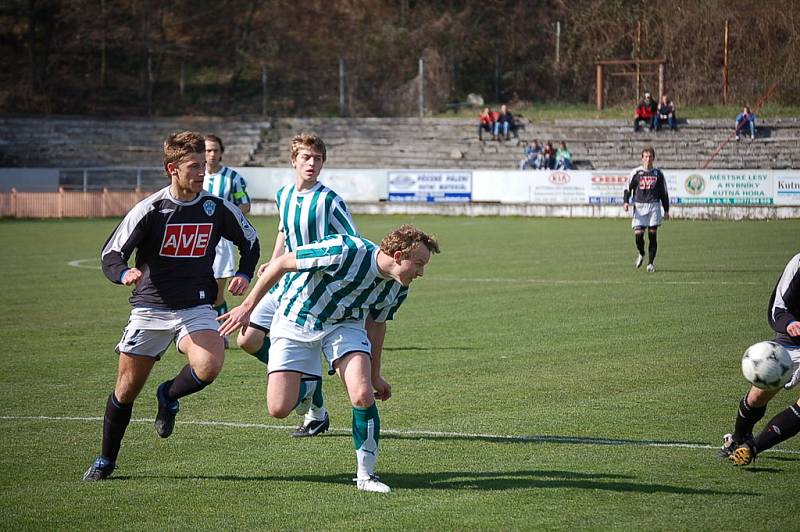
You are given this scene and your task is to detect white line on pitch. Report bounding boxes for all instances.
[2,415,798,456]
[67,259,101,270]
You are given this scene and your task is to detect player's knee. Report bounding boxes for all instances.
[747,386,775,407]
[237,330,264,353]
[267,402,293,419]
[191,360,223,384]
[349,387,375,409]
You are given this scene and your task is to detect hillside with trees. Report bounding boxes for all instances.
[1,0,797,117]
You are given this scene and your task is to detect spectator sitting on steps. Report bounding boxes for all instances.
[655,94,677,131]
[494,104,517,141]
[520,139,543,170]
[735,105,756,141]
[478,107,498,141]
[555,141,573,170]
[633,92,657,132]
[541,141,556,170]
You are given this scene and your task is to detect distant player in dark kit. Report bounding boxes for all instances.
[720,252,800,465]
[623,147,670,273]
[83,131,260,481]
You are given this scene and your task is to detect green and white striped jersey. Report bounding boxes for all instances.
[277,234,408,333]
[203,166,250,206]
[275,181,358,252]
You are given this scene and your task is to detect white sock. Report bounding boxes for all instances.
[304,404,328,423]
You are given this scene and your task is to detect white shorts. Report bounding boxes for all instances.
[249,291,279,332]
[116,305,219,359]
[631,202,663,228]
[212,238,237,279]
[268,321,371,377]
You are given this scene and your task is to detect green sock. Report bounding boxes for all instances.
[251,337,270,365]
[352,404,380,450]
[312,379,324,408]
[353,404,380,479]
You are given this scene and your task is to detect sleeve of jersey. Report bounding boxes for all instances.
[370,286,409,322]
[232,172,250,206]
[294,235,346,274]
[659,172,670,212]
[623,171,636,203]
[769,254,800,334]
[220,201,260,280]
[100,203,152,284]
[330,197,359,236]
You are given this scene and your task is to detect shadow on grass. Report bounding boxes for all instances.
[144,469,756,495]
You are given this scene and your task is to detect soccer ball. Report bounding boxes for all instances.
[741,341,793,390]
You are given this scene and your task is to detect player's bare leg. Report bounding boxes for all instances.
[336,351,390,493]
[266,371,303,418]
[213,278,230,348]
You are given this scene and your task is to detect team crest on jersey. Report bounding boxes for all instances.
[160,223,213,257]
[203,200,216,216]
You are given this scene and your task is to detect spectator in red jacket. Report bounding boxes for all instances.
[478,107,499,141]
[633,92,657,132]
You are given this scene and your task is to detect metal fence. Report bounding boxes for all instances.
[58,167,165,192]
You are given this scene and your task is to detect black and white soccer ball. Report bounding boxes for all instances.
[741,341,793,391]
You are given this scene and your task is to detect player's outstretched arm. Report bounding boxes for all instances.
[217,253,297,336]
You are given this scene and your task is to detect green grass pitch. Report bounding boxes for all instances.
[1,215,799,530]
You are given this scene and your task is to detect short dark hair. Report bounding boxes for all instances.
[641,146,655,158]
[205,134,224,153]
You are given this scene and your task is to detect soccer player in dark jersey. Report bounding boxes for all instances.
[82,131,260,481]
[622,147,670,273]
[720,252,800,466]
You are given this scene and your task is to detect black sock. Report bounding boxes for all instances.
[166,365,210,401]
[101,393,132,463]
[647,231,658,264]
[733,395,767,441]
[753,403,800,453]
[635,233,645,256]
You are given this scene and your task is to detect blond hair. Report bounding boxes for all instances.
[290,133,327,163]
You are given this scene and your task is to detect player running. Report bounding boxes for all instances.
[203,134,252,347]
[236,133,358,437]
[83,131,260,481]
[720,252,800,465]
[220,225,439,493]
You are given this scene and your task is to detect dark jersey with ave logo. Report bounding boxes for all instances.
[769,252,800,348]
[623,166,670,213]
[101,186,260,309]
